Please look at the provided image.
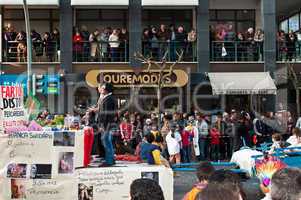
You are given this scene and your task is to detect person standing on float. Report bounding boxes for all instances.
[97,83,117,166]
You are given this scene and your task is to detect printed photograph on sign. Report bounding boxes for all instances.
[141,172,159,183]
[78,183,93,200]
[11,179,26,199]
[53,131,75,147]
[58,152,74,174]
[7,163,27,179]
[30,164,52,179]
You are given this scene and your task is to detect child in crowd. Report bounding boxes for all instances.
[269,133,285,155]
[182,161,215,200]
[286,127,300,146]
[210,124,220,161]
[139,134,162,165]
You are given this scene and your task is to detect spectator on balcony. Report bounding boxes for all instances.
[224,24,236,61]
[286,30,297,61]
[100,27,110,62]
[150,27,159,60]
[15,31,27,62]
[254,29,264,61]
[245,27,255,61]
[169,24,177,61]
[43,32,55,62]
[73,30,83,62]
[80,26,90,62]
[142,28,151,57]
[237,32,246,61]
[175,26,187,60]
[52,28,60,62]
[158,24,170,59]
[31,29,43,62]
[209,25,216,61]
[119,28,129,62]
[277,30,287,61]
[3,25,17,62]
[109,29,120,62]
[215,26,226,61]
[89,29,101,62]
[187,29,197,61]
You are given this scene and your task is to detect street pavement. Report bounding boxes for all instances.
[174,171,265,200]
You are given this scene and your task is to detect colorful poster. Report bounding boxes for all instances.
[0,85,27,132]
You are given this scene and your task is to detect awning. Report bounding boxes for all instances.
[208,72,277,95]
[142,0,198,6]
[71,0,129,6]
[0,0,59,5]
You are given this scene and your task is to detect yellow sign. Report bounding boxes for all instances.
[85,69,188,88]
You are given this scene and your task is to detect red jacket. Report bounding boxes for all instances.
[181,130,193,147]
[210,128,220,145]
[120,122,133,141]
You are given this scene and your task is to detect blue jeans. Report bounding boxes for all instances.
[198,137,207,160]
[102,130,115,165]
[182,146,191,163]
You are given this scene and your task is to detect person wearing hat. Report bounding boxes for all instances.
[96,82,117,166]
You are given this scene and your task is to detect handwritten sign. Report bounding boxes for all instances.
[76,165,173,200]
[0,85,27,132]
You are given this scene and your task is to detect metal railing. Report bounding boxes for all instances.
[73,41,128,62]
[277,41,301,62]
[210,41,264,62]
[142,41,197,62]
[2,41,60,62]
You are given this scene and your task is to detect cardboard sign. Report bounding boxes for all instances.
[0,85,27,132]
[76,165,173,200]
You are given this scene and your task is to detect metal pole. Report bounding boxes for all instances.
[23,0,32,96]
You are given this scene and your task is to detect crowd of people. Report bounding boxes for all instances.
[3,25,60,62]
[79,102,300,165]
[3,23,300,62]
[129,162,301,200]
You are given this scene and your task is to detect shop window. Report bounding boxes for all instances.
[288,14,300,32]
[280,20,288,33]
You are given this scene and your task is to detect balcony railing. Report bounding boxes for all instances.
[210,41,264,62]
[2,41,60,62]
[277,41,301,62]
[73,41,128,62]
[3,40,301,64]
[142,41,197,62]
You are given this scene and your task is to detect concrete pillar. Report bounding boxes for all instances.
[197,0,210,73]
[262,0,276,112]
[60,0,73,113]
[129,0,142,67]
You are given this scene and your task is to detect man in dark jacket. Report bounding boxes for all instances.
[97,83,117,166]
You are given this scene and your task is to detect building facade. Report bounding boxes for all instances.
[0,0,301,116]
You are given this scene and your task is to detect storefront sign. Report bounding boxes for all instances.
[85,69,188,88]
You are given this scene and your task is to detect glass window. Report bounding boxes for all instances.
[52,10,60,20]
[237,21,254,33]
[280,20,288,33]
[236,10,255,20]
[101,10,126,20]
[77,9,99,20]
[209,10,216,20]
[288,14,300,32]
[3,9,24,19]
[29,10,50,19]
[216,10,235,20]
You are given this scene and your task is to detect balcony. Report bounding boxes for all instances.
[210,41,264,62]
[72,41,128,63]
[2,41,60,63]
[277,41,301,62]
